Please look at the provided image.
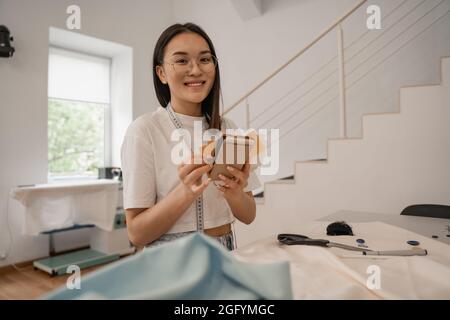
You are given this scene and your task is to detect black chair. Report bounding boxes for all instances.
[401,204,450,219]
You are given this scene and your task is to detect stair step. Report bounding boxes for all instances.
[254,191,264,198]
[279,175,294,180]
[253,158,328,199]
[298,158,328,164]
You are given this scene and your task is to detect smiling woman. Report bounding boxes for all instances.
[153,24,221,125]
[120,23,262,251]
[156,35,216,117]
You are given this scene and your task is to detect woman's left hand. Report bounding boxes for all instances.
[216,163,250,197]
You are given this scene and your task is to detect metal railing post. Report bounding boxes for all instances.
[337,23,347,139]
[245,98,250,128]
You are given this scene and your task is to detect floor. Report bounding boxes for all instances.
[0,254,134,300]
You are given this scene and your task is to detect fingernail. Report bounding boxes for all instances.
[227,166,234,171]
[219,174,225,179]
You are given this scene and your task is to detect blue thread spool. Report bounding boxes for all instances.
[407,240,420,246]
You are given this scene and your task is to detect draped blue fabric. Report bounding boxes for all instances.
[44,233,293,300]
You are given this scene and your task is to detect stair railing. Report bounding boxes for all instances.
[222,0,450,142]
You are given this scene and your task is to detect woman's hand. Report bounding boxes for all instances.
[216,163,250,197]
[178,158,212,200]
[216,163,256,224]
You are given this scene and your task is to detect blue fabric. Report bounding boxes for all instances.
[44,233,293,300]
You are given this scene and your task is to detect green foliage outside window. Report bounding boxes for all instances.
[48,98,105,178]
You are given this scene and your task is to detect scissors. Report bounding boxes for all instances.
[277,234,428,256]
[277,233,372,252]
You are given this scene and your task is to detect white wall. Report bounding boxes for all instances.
[174,0,354,107]
[0,0,171,266]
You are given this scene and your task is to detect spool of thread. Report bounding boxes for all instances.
[407,240,420,246]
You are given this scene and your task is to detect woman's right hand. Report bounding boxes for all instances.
[177,158,212,200]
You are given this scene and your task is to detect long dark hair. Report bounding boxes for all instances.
[153,23,222,130]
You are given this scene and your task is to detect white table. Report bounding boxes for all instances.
[233,211,450,299]
[11,179,120,235]
[11,179,134,276]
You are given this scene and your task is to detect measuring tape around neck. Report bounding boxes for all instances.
[166,104,206,233]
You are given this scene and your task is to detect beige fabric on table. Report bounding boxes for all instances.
[233,222,450,299]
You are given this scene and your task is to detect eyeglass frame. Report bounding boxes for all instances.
[161,54,218,74]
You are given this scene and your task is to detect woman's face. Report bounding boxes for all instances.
[157,32,216,106]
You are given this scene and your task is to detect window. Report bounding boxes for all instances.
[48,47,111,179]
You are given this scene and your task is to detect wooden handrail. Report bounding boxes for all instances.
[223,0,368,115]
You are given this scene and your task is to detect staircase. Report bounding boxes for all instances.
[235,56,450,246]
[225,0,450,247]
[224,0,450,181]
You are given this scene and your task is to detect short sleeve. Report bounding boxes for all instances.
[221,117,262,193]
[121,134,156,210]
[243,170,262,193]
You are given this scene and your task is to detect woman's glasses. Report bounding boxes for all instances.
[163,54,218,74]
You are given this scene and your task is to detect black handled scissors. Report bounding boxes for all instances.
[277,234,372,252]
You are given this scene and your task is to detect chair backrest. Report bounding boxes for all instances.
[401,204,450,219]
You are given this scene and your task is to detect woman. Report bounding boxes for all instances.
[121,23,261,251]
